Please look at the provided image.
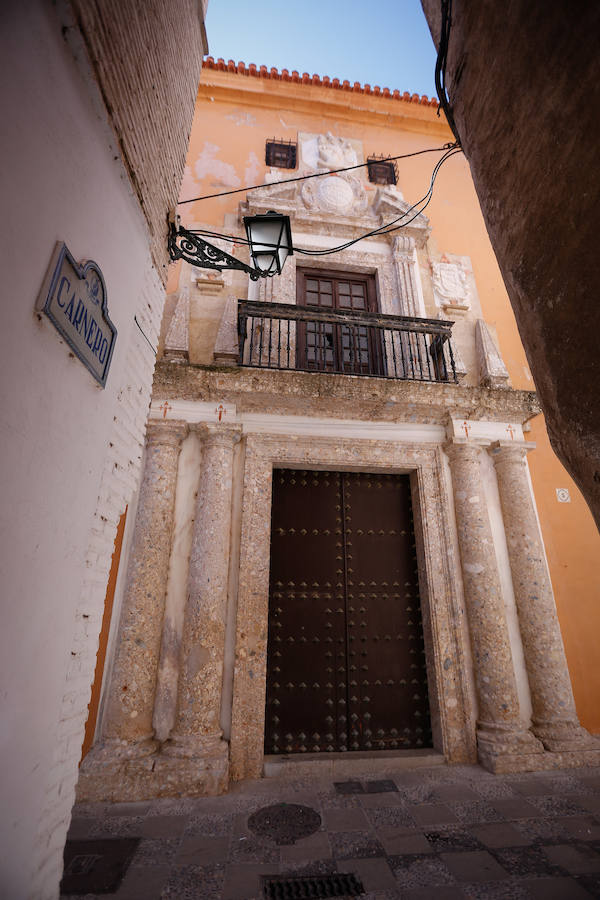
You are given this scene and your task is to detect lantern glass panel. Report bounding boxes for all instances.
[245,212,292,276]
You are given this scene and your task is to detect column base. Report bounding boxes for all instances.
[476,722,545,773]
[76,737,229,802]
[480,746,600,774]
[532,720,600,753]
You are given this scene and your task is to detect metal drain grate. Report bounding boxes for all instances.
[262,872,364,899]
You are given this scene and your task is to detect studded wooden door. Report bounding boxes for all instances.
[265,469,432,754]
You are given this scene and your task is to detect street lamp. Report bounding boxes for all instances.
[168,211,293,280]
[243,210,293,277]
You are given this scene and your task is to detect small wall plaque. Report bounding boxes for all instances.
[37,242,116,387]
[556,488,571,503]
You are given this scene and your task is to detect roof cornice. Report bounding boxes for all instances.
[202,57,438,107]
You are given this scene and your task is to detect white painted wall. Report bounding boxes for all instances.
[0,4,164,896]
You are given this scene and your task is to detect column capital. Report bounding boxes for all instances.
[145,419,189,448]
[489,440,536,468]
[190,422,243,448]
[443,439,487,462]
[392,235,416,258]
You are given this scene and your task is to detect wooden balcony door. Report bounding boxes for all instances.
[296,269,383,375]
[264,469,432,755]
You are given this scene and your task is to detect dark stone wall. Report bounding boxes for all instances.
[422,0,600,530]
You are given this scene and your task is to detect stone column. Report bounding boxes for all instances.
[445,440,544,771]
[162,423,241,792]
[101,419,188,752]
[490,441,597,752]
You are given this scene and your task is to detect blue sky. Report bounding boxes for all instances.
[205,0,438,99]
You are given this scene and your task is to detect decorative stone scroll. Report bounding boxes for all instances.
[213,296,239,365]
[164,286,190,360]
[476,319,510,388]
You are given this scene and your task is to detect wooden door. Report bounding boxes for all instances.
[296,269,383,376]
[264,470,432,754]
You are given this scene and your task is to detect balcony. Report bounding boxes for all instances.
[237,300,458,383]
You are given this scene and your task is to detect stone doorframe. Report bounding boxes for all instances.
[228,432,478,782]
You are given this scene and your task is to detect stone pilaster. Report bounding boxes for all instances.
[162,423,242,793]
[445,440,544,772]
[393,236,423,317]
[490,441,599,755]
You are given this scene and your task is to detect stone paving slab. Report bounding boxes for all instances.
[62,762,600,898]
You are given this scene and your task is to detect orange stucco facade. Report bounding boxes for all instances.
[169,59,600,734]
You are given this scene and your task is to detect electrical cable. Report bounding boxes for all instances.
[294,146,460,255]
[435,0,461,145]
[183,145,460,260]
[134,315,157,354]
[177,143,458,205]
[175,143,461,279]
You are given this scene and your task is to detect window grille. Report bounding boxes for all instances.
[367,155,398,185]
[266,139,297,169]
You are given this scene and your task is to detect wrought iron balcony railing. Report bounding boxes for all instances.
[237,300,458,383]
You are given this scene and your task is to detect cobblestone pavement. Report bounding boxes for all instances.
[64,763,600,899]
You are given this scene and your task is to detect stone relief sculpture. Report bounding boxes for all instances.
[297,132,367,216]
[301,131,358,171]
[316,132,358,169]
[432,260,471,311]
[300,172,368,216]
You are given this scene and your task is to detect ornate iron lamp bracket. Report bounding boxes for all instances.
[168,222,262,280]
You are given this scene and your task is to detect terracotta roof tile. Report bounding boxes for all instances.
[203,57,438,106]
